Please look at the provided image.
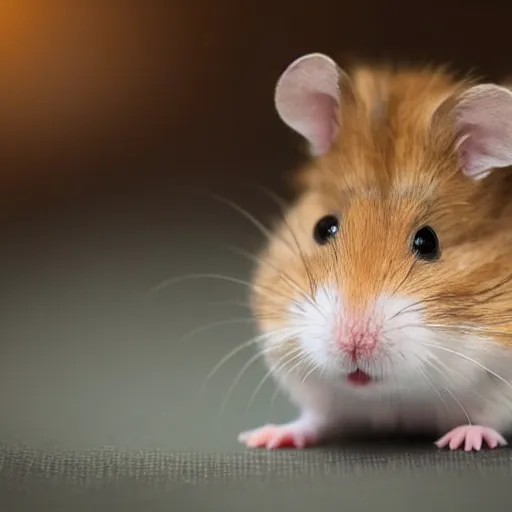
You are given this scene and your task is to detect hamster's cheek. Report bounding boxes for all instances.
[287,282,340,373]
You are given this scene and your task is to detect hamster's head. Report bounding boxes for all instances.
[252,54,512,393]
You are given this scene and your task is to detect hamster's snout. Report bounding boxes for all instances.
[336,320,380,361]
[289,284,431,384]
[336,317,382,386]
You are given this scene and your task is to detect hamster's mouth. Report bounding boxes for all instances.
[346,370,373,386]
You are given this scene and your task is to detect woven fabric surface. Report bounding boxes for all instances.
[1,444,512,512]
[1,443,512,485]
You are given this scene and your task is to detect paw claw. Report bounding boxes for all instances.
[435,425,507,451]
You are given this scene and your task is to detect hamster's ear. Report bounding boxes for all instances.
[452,84,512,180]
[274,53,347,156]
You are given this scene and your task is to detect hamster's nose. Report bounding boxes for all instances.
[337,323,379,360]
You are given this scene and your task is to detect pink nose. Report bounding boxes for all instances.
[338,327,378,361]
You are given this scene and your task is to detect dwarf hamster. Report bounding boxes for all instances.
[238,53,512,451]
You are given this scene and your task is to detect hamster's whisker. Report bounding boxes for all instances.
[253,185,291,211]
[301,362,321,384]
[206,298,314,323]
[211,192,312,288]
[206,299,252,309]
[268,382,283,413]
[180,318,257,344]
[216,339,299,426]
[146,273,292,304]
[264,351,316,411]
[200,327,299,392]
[245,348,304,415]
[444,364,490,403]
[255,185,317,295]
[209,193,277,242]
[388,260,417,298]
[384,289,464,324]
[421,356,482,417]
[383,297,429,324]
[200,335,268,393]
[382,321,493,338]
[425,323,501,334]
[422,342,512,394]
[266,349,314,414]
[324,244,343,314]
[181,311,295,344]
[224,243,324,318]
[442,386,472,425]
[431,321,512,339]
[469,272,512,300]
[215,350,268,428]
[284,352,313,382]
[415,362,449,412]
[276,350,310,382]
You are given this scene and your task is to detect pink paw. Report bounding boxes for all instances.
[238,421,319,449]
[435,425,507,451]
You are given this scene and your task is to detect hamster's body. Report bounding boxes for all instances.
[238,55,512,451]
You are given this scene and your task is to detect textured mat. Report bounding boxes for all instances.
[1,444,512,512]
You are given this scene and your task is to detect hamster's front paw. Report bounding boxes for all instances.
[435,425,508,451]
[238,418,322,449]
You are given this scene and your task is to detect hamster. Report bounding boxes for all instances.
[238,53,512,451]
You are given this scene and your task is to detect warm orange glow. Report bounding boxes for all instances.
[0,4,183,150]
[0,3,37,60]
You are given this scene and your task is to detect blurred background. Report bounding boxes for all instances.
[0,0,511,452]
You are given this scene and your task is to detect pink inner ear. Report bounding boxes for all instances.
[457,122,512,180]
[453,84,512,180]
[274,54,342,156]
[292,93,339,155]
[457,127,494,180]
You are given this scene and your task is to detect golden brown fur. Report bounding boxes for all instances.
[253,64,512,346]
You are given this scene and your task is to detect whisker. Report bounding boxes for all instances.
[147,273,254,295]
[215,350,267,429]
[256,185,316,295]
[224,243,325,319]
[209,193,276,243]
[467,272,512,301]
[146,272,292,304]
[323,243,342,319]
[181,310,301,345]
[206,299,252,309]
[425,351,492,403]
[383,321,512,341]
[389,260,417,298]
[382,319,488,336]
[267,353,317,415]
[328,242,342,302]
[215,339,298,427]
[282,352,312,382]
[422,342,512,394]
[442,386,472,425]
[180,318,257,344]
[383,295,437,324]
[210,191,313,288]
[301,363,320,384]
[199,327,298,393]
[415,362,450,413]
[387,273,512,326]
[245,348,303,415]
[268,371,291,412]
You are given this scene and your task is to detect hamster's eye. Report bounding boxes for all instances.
[313,215,340,245]
[412,226,440,261]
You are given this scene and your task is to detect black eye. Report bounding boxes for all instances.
[314,215,340,245]
[412,226,440,261]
